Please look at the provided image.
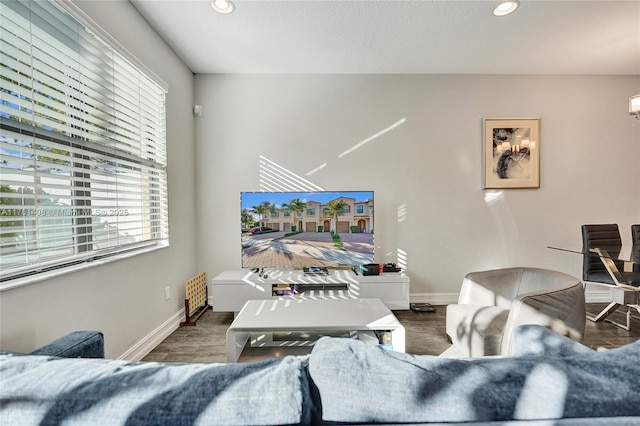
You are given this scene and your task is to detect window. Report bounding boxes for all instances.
[283,210,290,217]
[271,212,278,218]
[357,205,364,214]
[306,208,315,216]
[0,0,168,285]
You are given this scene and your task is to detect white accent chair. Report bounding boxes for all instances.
[443,267,585,358]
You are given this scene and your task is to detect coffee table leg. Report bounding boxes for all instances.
[226,328,250,362]
[391,326,406,353]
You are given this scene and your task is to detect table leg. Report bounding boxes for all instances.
[391,326,406,353]
[226,328,250,362]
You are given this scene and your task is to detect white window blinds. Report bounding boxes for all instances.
[0,0,169,284]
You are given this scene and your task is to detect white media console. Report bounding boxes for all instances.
[210,269,410,312]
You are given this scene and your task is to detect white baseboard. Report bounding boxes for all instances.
[118,309,184,361]
[410,293,458,305]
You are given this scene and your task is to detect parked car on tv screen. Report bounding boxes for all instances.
[249,226,272,234]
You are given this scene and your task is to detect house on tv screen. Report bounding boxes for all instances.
[249,196,373,234]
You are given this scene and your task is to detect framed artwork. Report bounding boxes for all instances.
[483,117,540,189]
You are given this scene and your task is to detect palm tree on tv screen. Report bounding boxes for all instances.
[324,199,347,233]
[282,198,306,231]
[250,201,273,227]
[241,208,254,230]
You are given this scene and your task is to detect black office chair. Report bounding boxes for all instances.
[632,224,640,273]
[582,224,624,285]
[582,224,640,330]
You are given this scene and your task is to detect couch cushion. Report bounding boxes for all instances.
[308,336,640,424]
[0,354,312,425]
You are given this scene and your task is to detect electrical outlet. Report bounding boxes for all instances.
[165,286,170,301]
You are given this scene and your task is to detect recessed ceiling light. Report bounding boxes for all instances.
[211,0,234,14]
[493,0,520,16]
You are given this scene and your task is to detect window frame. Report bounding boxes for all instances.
[0,0,169,289]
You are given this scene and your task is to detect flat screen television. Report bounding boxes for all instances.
[240,191,374,269]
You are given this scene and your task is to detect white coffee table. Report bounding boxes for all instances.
[226,298,405,362]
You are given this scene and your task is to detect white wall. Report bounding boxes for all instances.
[0,0,197,358]
[195,74,640,303]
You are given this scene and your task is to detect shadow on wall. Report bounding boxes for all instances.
[484,190,518,265]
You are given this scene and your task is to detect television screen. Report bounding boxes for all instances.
[241,191,374,269]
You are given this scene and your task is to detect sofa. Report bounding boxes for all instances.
[0,330,106,359]
[444,267,586,357]
[1,325,639,425]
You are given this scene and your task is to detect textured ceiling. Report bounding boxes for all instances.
[130,0,640,75]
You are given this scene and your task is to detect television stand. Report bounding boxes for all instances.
[210,269,410,312]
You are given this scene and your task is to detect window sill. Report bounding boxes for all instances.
[0,242,169,292]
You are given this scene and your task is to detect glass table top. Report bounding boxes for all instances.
[547,246,638,264]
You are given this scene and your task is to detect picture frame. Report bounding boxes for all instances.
[483,117,540,189]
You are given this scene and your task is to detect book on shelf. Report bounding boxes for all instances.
[272,283,296,296]
[274,283,291,288]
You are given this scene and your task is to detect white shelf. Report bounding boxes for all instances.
[210,269,410,311]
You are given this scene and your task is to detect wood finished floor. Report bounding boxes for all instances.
[142,303,640,364]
